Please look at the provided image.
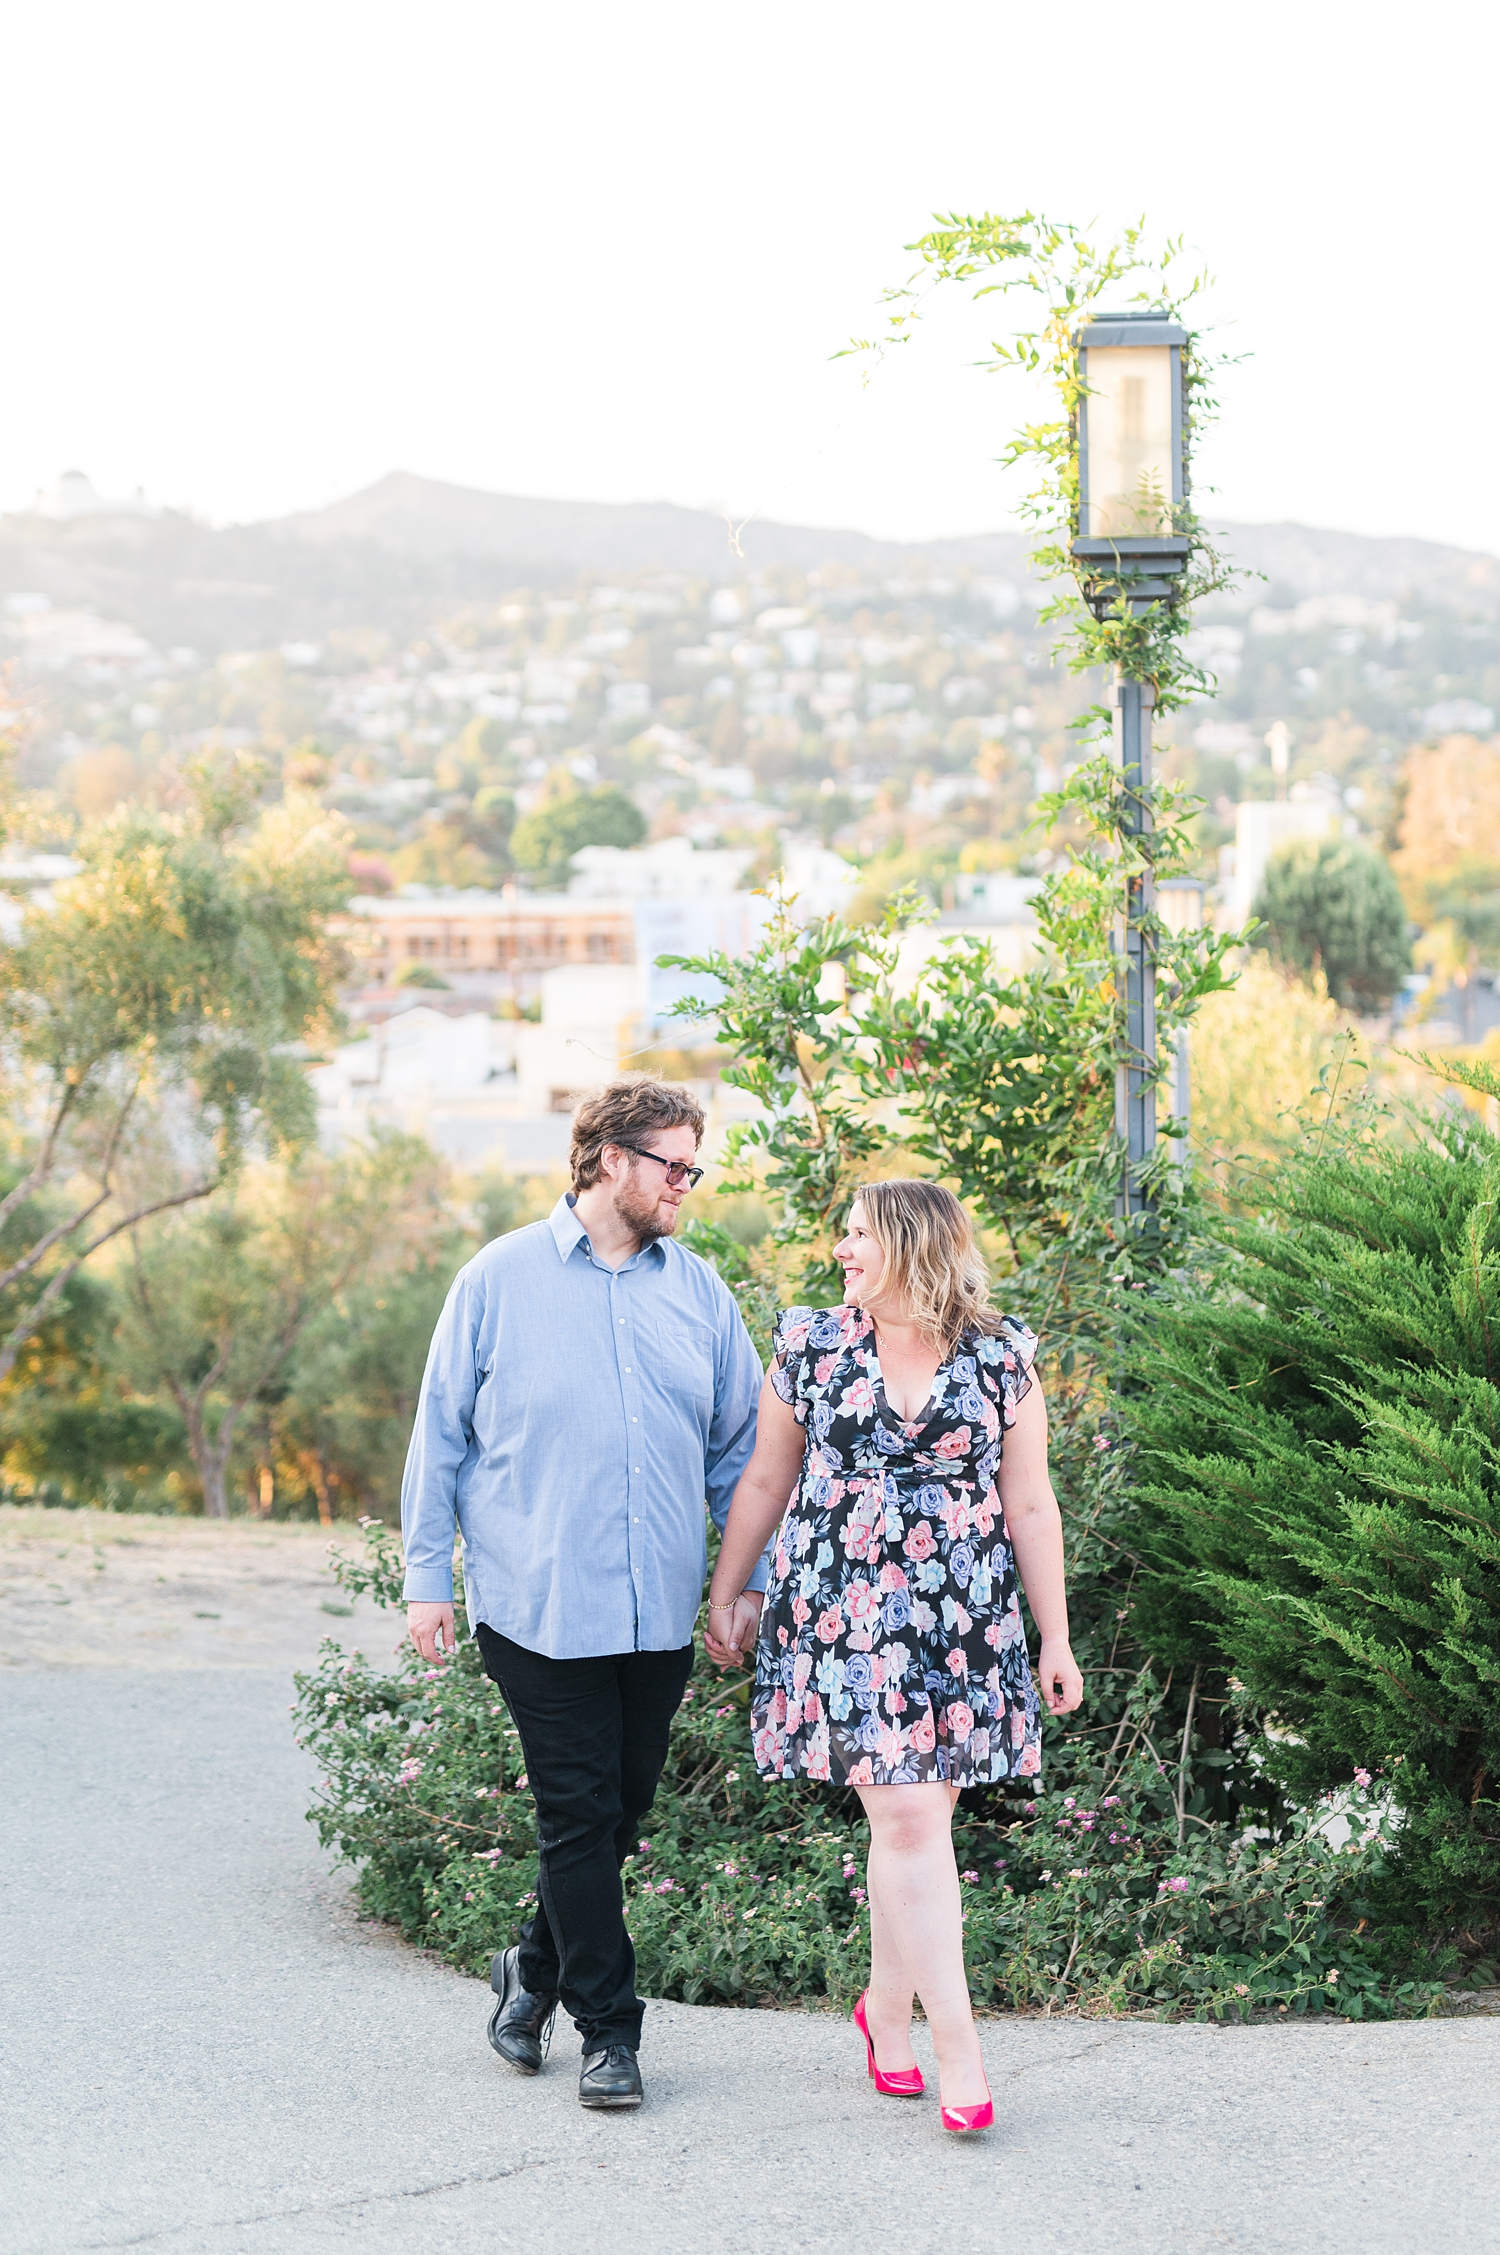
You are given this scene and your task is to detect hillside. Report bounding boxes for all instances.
[2,472,1495,654]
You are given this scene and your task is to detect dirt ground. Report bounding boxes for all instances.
[0,1505,400,1672]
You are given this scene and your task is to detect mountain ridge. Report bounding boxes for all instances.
[2,470,1496,652]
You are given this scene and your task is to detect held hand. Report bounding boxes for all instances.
[705,1590,763,1670]
[408,1601,455,1664]
[1037,1636,1084,1716]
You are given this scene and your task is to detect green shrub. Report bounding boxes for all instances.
[293,1524,1436,2020]
[1251,837,1411,1011]
[1124,1097,1500,1933]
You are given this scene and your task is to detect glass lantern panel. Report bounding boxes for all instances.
[1156,879,1205,934]
[1083,346,1175,537]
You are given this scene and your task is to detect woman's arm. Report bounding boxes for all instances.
[996,1377,1084,1716]
[705,1374,807,1668]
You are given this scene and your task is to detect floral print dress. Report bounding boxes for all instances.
[750,1304,1043,1789]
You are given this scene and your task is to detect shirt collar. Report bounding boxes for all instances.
[546,1191,668,1270]
[548,1192,587,1262]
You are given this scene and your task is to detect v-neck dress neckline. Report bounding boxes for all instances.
[867,1335,954,1438]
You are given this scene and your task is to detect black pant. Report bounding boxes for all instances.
[474,1624,693,2052]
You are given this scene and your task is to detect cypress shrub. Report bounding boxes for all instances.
[1126,1102,1500,1934]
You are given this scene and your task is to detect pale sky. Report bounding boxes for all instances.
[4,0,1495,553]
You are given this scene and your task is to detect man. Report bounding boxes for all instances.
[401,1077,765,2111]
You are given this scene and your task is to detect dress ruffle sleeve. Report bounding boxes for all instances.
[769,1305,819,1424]
[980,1315,1039,1427]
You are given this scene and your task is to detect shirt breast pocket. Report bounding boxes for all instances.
[652,1311,717,1417]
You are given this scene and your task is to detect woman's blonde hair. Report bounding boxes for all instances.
[847,1179,1001,1349]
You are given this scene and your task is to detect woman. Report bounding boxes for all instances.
[705,1179,1083,2133]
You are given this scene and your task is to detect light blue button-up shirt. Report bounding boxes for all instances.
[399,1193,766,1659]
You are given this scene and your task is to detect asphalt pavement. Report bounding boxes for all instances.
[3,1647,1499,2252]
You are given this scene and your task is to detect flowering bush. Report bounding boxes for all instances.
[293,1524,1441,2020]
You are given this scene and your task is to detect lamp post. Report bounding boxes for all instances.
[1157,876,1206,1155]
[1071,308,1191,1218]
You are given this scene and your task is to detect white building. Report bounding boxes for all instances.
[1222,795,1343,929]
[568,837,754,900]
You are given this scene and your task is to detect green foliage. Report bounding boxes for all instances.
[1251,838,1412,1012]
[509,784,645,886]
[296,1525,1433,2019]
[847,212,1241,707]
[1123,1087,1500,1930]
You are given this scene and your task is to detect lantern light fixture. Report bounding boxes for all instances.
[1073,308,1191,617]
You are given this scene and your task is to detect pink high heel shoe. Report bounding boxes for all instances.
[940,2089,994,2134]
[852,1990,925,2098]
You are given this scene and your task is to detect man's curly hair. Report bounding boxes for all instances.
[569,1076,706,1191]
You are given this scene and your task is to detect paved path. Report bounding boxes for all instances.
[2,1540,1499,2252]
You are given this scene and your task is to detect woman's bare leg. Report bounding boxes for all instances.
[862,1859,919,2071]
[856,1781,987,2105]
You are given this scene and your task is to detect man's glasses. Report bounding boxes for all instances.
[620,1144,704,1190]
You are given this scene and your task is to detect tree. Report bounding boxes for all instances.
[1392,733,1500,924]
[0,760,350,1385]
[115,1137,443,1518]
[1393,735,1500,1035]
[1250,838,1411,1012]
[510,785,645,886]
[1123,1083,1500,1918]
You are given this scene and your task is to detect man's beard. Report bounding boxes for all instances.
[614,1170,676,1243]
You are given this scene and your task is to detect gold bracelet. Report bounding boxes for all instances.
[707,1596,739,1613]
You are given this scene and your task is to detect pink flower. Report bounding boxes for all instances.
[948,1702,974,1743]
[903,1521,937,1563]
[842,1520,872,1560]
[1018,1743,1041,1776]
[814,1354,838,1383]
[815,1606,843,1644]
[932,1426,972,1460]
[842,1376,877,1416]
[960,1869,979,1884]
[946,1647,969,1678]
[878,1561,909,1593]
[1158,1876,1190,1895]
[791,1595,811,1628]
[1354,1768,1372,1789]
[846,1580,880,1622]
[792,1651,813,1694]
[847,1758,875,1786]
[877,1723,904,1767]
[802,1691,823,1724]
[941,1495,974,1541]
[910,1709,936,1754]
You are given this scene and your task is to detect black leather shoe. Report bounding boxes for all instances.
[487,1947,558,2074]
[578,2042,643,2109]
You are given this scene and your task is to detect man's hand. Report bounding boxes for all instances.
[408,1601,455,1664]
[705,1590,763,1670]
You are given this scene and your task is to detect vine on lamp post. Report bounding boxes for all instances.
[845,211,1248,1214]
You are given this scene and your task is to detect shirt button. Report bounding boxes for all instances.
[618,1318,625,1325]
[624,1367,631,1374]
[631,1416,638,1423]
